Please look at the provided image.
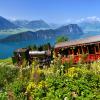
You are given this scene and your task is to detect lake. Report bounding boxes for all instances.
[0,38,55,59]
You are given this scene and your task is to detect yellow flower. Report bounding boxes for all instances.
[27,82,36,92]
[67,67,76,77]
[38,81,48,88]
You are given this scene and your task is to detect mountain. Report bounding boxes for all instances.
[0,16,18,30]
[79,21,100,32]
[77,16,100,32]
[0,30,55,42]
[25,20,50,29]
[0,24,83,43]
[12,20,29,27]
[54,24,83,39]
[56,24,83,35]
[49,23,61,29]
[0,30,55,43]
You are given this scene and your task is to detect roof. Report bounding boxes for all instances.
[55,35,100,48]
[14,48,28,53]
[29,51,46,55]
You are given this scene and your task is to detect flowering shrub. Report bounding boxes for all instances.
[0,58,100,99]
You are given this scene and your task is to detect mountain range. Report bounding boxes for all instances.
[0,16,51,30]
[24,20,50,29]
[77,16,100,32]
[79,21,100,32]
[1,16,100,32]
[0,24,83,43]
[0,16,18,30]
[0,16,100,43]
[12,19,50,29]
[12,20,29,28]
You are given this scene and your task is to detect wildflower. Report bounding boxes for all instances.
[64,97,68,100]
[71,91,78,98]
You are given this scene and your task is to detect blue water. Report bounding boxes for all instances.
[81,31,100,38]
[0,38,55,59]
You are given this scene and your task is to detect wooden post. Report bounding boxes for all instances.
[78,47,80,54]
[54,48,59,57]
[81,46,84,54]
[78,48,79,54]
[98,43,100,53]
[70,48,72,55]
[87,46,89,53]
[94,46,96,54]
[68,49,70,55]
[72,48,74,55]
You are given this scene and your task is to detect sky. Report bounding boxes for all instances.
[0,0,100,24]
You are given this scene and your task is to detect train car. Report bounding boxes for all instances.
[12,48,30,65]
[54,35,100,64]
[29,50,51,66]
[12,48,51,66]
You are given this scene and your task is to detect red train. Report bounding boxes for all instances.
[54,35,100,63]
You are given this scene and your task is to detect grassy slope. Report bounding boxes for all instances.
[0,58,12,65]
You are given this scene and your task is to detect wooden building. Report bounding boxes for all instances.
[54,35,100,63]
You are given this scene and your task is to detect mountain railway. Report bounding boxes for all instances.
[12,48,51,67]
[12,35,100,66]
[54,35,100,63]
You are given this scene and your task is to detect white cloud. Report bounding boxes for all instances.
[65,19,72,23]
[76,18,85,23]
[9,16,18,21]
[86,16,100,21]
[76,16,100,23]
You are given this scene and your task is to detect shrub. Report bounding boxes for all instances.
[0,58,100,99]
[0,64,19,89]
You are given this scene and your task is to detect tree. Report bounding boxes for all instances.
[56,36,68,43]
[43,43,51,50]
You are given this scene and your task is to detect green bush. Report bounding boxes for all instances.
[0,64,19,89]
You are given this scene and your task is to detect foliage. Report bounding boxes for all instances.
[0,63,19,89]
[0,91,8,100]
[56,36,68,43]
[0,57,100,99]
[27,43,51,51]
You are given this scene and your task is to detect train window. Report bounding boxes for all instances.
[74,47,78,55]
[96,46,99,52]
[88,45,95,54]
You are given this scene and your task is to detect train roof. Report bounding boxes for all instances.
[14,48,28,53]
[55,35,100,48]
[29,51,46,55]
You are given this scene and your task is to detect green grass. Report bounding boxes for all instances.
[0,58,12,64]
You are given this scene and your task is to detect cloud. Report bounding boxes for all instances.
[9,16,18,21]
[86,16,100,21]
[76,16,100,23]
[65,19,72,23]
[76,18,85,23]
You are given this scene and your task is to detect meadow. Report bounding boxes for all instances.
[0,55,100,100]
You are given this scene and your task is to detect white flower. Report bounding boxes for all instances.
[64,97,68,100]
